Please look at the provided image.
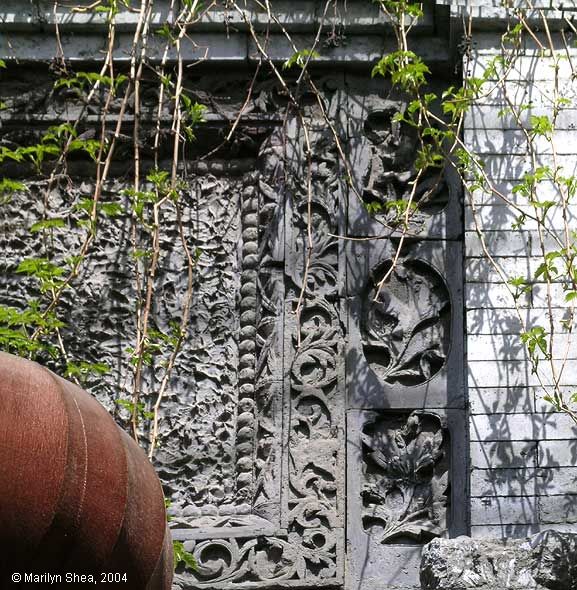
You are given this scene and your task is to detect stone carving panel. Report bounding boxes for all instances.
[172,84,347,589]
[1,60,468,590]
[362,260,451,387]
[345,77,462,240]
[344,81,465,590]
[159,173,243,516]
[346,239,463,410]
[281,118,345,587]
[361,411,449,544]
[362,106,450,233]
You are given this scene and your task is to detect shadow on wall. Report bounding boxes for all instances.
[465,116,577,538]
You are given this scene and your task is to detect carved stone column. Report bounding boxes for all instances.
[344,78,467,590]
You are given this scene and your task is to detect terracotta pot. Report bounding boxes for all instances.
[0,352,173,589]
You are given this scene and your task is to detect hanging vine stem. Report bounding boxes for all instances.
[4,0,577,466]
[233,0,418,341]
[0,0,209,447]
[130,0,210,445]
[460,7,577,421]
[472,8,577,419]
[29,7,120,348]
[372,0,577,423]
[252,0,419,241]
[128,0,156,441]
[229,0,319,346]
[29,2,150,352]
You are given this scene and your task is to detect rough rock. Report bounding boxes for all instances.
[420,531,577,590]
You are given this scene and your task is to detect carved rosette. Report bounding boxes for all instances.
[361,411,449,544]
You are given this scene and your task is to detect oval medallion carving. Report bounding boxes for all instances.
[362,259,450,386]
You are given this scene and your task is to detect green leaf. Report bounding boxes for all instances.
[65,361,110,379]
[16,258,64,278]
[283,49,321,70]
[0,179,27,198]
[173,541,197,571]
[100,202,123,217]
[530,114,553,137]
[30,218,66,233]
[372,50,430,91]
[508,276,526,288]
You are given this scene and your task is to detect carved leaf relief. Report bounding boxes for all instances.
[362,106,449,229]
[361,411,449,544]
[362,259,450,385]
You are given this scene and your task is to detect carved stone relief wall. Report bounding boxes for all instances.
[362,261,451,387]
[0,62,462,590]
[171,78,347,589]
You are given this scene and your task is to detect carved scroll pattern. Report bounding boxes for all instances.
[177,125,344,587]
[251,131,286,521]
[361,411,449,544]
[286,125,344,582]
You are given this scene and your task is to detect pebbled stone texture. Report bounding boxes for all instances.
[420,530,577,590]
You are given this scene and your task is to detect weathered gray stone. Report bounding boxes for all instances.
[464,128,577,156]
[470,468,538,497]
[466,308,572,336]
[470,496,538,525]
[470,441,537,468]
[346,239,464,410]
[470,413,577,441]
[421,531,577,589]
[540,495,577,524]
[470,523,542,539]
[5,4,577,589]
[469,387,534,414]
[465,105,577,132]
[468,334,576,361]
[465,203,577,232]
[347,410,467,590]
[538,441,577,467]
[465,255,577,284]
[468,360,577,388]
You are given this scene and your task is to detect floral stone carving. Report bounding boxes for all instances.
[170,90,346,589]
[361,411,449,544]
[362,259,451,386]
[362,106,450,231]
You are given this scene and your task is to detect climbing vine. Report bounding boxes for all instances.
[1,0,577,556]
[372,0,577,422]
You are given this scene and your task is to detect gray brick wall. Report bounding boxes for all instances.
[465,37,577,537]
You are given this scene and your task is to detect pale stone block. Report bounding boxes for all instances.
[470,495,538,525]
[466,308,573,335]
[470,441,537,468]
[539,440,577,467]
[540,495,577,523]
[470,412,577,441]
[469,387,534,414]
